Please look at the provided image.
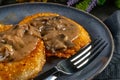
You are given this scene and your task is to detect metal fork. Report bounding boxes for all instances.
[34,37,108,80]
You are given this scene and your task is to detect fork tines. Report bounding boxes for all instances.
[69,38,108,69]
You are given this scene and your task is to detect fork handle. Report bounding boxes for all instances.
[34,66,59,80]
[45,75,57,80]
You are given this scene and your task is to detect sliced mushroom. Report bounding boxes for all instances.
[0,44,14,62]
[27,24,41,38]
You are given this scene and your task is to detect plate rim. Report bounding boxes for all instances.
[0,2,114,79]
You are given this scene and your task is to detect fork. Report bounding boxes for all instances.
[34,37,108,80]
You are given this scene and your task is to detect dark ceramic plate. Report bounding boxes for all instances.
[0,2,114,80]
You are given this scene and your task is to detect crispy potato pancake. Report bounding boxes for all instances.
[19,12,91,58]
[0,12,91,80]
[0,25,46,80]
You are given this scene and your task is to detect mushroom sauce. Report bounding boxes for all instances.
[0,16,79,62]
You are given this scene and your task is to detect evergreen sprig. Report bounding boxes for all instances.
[75,0,91,11]
[75,0,107,12]
[115,0,120,8]
[97,0,106,5]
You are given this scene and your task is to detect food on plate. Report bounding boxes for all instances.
[0,24,46,79]
[0,24,12,32]
[0,12,91,80]
[19,12,91,58]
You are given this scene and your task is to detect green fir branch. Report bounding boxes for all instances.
[97,0,106,5]
[115,0,120,8]
[75,0,91,11]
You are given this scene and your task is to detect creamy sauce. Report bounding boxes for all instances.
[0,24,40,62]
[30,16,80,53]
[0,15,79,62]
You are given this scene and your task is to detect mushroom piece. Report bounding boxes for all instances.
[0,44,14,62]
[27,24,41,38]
